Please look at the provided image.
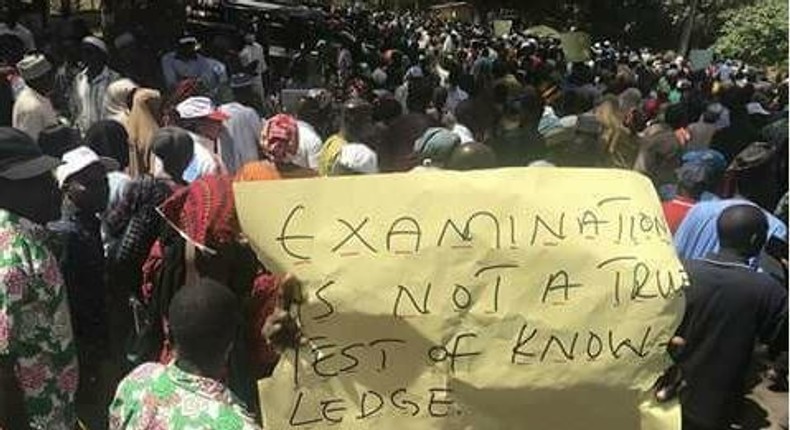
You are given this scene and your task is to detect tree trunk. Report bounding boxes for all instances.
[678,0,700,56]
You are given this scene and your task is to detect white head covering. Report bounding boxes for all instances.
[55,146,102,187]
[335,143,378,174]
[104,78,138,124]
[82,36,108,54]
[16,54,52,81]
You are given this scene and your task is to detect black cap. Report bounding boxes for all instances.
[0,127,62,180]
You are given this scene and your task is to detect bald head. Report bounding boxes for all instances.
[717,204,768,257]
[447,143,497,171]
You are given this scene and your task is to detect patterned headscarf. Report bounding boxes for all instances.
[157,174,239,254]
[261,114,299,164]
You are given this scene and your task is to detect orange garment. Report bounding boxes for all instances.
[235,160,317,182]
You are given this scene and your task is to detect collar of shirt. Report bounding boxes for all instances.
[78,66,113,85]
[166,363,232,403]
[701,250,754,271]
[671,195,697,207]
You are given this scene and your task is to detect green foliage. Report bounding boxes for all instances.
[714,0,789,66]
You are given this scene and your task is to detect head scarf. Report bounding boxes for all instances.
[158,174,239,254]
[318,134,347,176]
[414,127,461,165]
[84,120,130,170]
[104,78,138,125]
[261,114,299,164]
[126,88,162,176]
[334,143,379,174]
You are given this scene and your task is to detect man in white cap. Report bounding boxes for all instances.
[49,145,111,429]
[12,53,59,141]
[71,36,120,132]
[172,96,227,180]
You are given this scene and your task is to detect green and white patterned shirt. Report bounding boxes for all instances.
[0,209,78,430]
[109,362,261,430]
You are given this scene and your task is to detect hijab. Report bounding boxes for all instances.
[104,78,138,125]
[126,88,162,176]
[261,114,299,164]
[84,120,130,170]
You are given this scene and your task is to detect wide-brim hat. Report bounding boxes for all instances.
[0,127,61,180]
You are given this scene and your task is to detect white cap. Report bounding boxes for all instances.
[746,102,770,116]
[55,146,102,187]
[175,96,228,121]
[336,143,378,174]
[82,36,108,54]
[16,54,52,81]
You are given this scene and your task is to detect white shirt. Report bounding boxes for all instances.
[294,120,323,170]
[0,23,35,52]
[12,86,58,142]
[239,42,267,75]
[445,87,469,115]
[72,66,121,132]
[219,102,262,175]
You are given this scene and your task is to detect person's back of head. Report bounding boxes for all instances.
[717,204,768,258]
[561,88,594,117]
[675,162,713,200]
[341,97,374,142]
[665,103,689,130]
[702,103,724,124]
[152,127,193,182]
[296,96,325,131]
[84,120,130,170]
[406,76,434,114]
[446,142,496,171]
[168,278,240,375]
[510,85,544,130]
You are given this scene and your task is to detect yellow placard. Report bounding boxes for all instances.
[560,31,592,63]
[234,168,684,430]
[493,20,513,38]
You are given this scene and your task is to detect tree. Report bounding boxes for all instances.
[714,0,788,66]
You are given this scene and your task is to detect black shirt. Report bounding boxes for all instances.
[677,252,788,428]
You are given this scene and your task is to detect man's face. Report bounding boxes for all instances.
[81,45,106,71]
[28,70,56,97]
[64,163,109,214]
[177,43,198,60]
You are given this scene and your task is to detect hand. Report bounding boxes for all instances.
[262,274,304,351]
[654,336,687,402]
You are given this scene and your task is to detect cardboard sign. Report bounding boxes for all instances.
[235,168,684,430]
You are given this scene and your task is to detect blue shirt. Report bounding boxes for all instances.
[674,199,788,262]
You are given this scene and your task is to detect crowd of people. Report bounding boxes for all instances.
[0,4,788,430]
